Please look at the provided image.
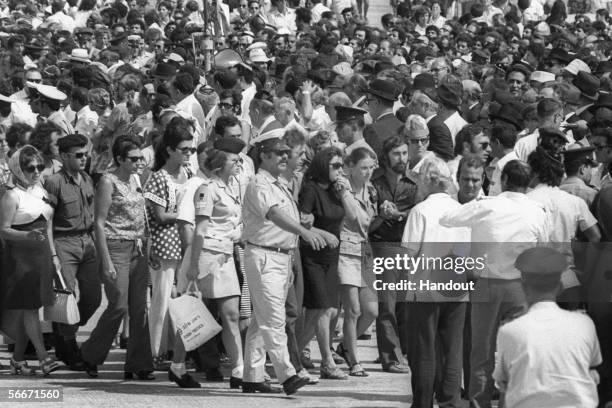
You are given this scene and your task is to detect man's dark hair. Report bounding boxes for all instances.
[381,134,407,168]
[457,154,485,181]
[502,159,533,191]
[6,123,33,151]
[454,124,484,156]
[490,125,517,149]
[528,147,564,186]
[214,115,240,137]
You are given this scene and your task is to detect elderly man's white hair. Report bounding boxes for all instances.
[417,156,454,199]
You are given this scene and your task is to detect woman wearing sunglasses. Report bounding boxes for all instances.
[297,146,351,380]
[0,145,60,376]
[79,135,154,381]
[144,117,197,387]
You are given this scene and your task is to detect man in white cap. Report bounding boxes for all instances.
[30,84,74,136]
[248,48,271,71]
[493,247,601,408]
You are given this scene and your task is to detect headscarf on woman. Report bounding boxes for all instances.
[8,145,38,188]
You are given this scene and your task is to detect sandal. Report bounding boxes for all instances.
[10,359,35,376]
[349,363,369,377]
[41,357,61,376]
[320,364,348,380]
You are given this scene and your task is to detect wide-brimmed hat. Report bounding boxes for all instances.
[151,62,177,78]
[572,71,600,100]
[366,78,398,101]
[589,93,612,113]
[436,76,463,108]
[249,48,270,63]
[68,48,91,64]
[489,103,523,130]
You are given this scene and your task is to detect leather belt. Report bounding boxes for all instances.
[247,242,294,255]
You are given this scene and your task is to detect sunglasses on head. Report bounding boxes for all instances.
[25,164,45,173]
[126,155,145,163]
[176,146,197,154]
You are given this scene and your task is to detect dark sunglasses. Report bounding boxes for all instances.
[272,149,291,156]
[330,162,343,169]
[25,164,45,173]
[28,79,42,84]
[218,102,234,109]
[176,147,197,154]
[409,138,429,145]
[68,152,89,159]
[126,156,145,163]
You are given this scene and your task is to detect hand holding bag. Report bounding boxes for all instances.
[168,281,222,352]
[43,267,80,325]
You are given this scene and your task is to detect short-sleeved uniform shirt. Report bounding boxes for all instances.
[44,169,95,233]
[242,169,299,249]
[194,176,242,242]
[144,167,191,260]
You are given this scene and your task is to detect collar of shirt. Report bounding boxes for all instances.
[372,167,419,185]
[376,111,395,121]
[528,301,559,313]
[60,168,87,185]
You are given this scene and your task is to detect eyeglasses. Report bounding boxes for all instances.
[126,156,145,163]
[479,142,490,149]
[68,152,89,159]
[27,78,42,83]
[272,149,291,156]
[330,162,343,169]
[409,138,429,145]
[175,147,197,155]
[219,102,234,110]
[25,164,45,173]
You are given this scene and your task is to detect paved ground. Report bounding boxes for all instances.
[0,320,410,408]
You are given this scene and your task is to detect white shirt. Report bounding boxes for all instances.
[409,151,435,174]
[266,7,297,33]
[311,3,331,23]
[402,193,471,301]
[443,111,467,146]
[177,172,209,226]
[306,105,332,132]
[489,151,518,197]
[47,11,76,33]
[241,83,257,126]
[494,302,601,408]
[176,94,207,135]
[440,191,549,280]
[527,184,598,288]
[515,129,575,162]
[74,105,99,140]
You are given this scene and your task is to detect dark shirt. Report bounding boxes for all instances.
[298,179,345,261]
[369,168,418,242]
[44,168,95,233]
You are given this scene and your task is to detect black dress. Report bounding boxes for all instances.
[298,180,345,309]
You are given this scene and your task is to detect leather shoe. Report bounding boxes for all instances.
[383,362,410,374]
[83,361,98,378]
[242,382,282,393]
[205,367,224,382]
[168,369,201,388]
[282,375,309,395]
[229,376,242,389]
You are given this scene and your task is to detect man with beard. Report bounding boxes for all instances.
[447,124,492,190]
[370,136,418,374]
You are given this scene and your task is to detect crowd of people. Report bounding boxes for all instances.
[0,0,612,406]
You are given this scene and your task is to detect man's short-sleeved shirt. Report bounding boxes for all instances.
[242,168,299,249]
[44,169,95,233]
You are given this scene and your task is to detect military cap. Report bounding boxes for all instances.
[335,106,367,124]
[213,137,246,154]
[58,133,88,153]
[515,247,567,285]
[562,145,596,165]
[34,84,67,101]
[256,137,290,152]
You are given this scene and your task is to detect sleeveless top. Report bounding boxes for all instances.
[103,173,146,240]
[11,184,53,226]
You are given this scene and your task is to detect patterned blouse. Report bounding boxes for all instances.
[144,167,191,260]
[103,173,146,240]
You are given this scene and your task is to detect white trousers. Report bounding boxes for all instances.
[148,259,178,357]
[243,246,296,384]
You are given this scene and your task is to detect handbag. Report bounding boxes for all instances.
[43,267,80,325]
[168,281,222,352]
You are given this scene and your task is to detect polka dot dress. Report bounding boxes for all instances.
[144,169,183,261]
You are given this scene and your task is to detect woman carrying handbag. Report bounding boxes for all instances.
[0,145,60,376]
[79,135,155,380]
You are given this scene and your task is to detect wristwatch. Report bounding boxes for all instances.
[397,215,404,222]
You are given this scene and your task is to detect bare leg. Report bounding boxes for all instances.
[217,296,243,379]
[341,286,360,365]
[11,310,27,361]
[316,307,337,367]
[23,309,48,361]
